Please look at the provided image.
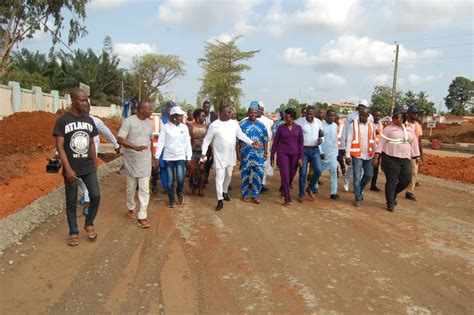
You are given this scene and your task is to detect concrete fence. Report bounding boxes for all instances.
[0,81,120,119]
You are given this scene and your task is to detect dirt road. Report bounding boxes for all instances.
[1,169,473,314]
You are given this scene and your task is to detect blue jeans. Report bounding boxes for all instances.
[299,147,322,197]
[321,157,338,195]
[352,157,373,202]
[165,160,185,202]
[64,172,100,235]
[159,155,168,190]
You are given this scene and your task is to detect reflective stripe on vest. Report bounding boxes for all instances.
[349,120,375,157]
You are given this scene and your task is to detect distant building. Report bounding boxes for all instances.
[329,103,358,114]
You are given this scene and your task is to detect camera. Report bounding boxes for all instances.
[46,158,62,173]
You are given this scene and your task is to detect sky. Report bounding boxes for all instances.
[19,0,474,112]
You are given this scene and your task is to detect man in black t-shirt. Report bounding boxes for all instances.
[53,87,101,246]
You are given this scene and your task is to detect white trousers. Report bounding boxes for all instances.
[215,166,233,200]
[126,176,150,220]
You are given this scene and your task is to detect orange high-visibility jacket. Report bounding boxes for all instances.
[150,113,162,156]
[349,119,375,157]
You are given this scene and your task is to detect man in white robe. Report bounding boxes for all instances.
[257,102,274,191]
[201,105,259,211]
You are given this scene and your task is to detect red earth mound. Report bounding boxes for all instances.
[0,111,118,219]
[419,154,474,184]
[423,121,474,144]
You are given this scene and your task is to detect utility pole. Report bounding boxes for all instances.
[391,43,399,114]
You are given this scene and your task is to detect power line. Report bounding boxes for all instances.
[403,54,474,61]
[409,42,474,51]
[24,4,76,56]
[397,32,474,43]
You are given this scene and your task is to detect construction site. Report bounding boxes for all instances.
[0,110,473,314]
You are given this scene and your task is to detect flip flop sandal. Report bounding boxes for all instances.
[84,225,97,241]
[137,219,150,228]
[68,235,79,247]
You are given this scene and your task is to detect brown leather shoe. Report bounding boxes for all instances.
[127,210,136,219]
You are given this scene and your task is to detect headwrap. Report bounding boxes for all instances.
[249,100,259,110]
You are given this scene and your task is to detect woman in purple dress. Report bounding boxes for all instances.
[270,108,304,205]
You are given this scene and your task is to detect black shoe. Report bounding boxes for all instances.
[405,192,416,201]
[387,204,395,212]
[168,201,175,208]
[177,193,184,204]
[330,194,340,200]
[370,186,380,192]
[216,200,224,211]
[260,186,269,193]
[223,193,230,201]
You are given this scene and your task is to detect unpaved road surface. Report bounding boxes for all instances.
[1,169,473,314]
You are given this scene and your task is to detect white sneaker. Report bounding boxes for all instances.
[343,182,349,192]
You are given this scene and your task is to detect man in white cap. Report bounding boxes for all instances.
[201,104,260,211]
[341,99,373,191]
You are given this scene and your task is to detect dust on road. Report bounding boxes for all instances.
[1,169,473,314]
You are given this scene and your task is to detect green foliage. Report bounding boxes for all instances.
[1,0,88,75]
[2,68,51,91]
[132,53,186,101]
[410,91,436,116]
[370,85,403,116]
[444,76,474,116]
[3,37,126,106]
[198,35,259,110]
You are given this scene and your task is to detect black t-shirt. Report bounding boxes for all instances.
[53,112,99,176]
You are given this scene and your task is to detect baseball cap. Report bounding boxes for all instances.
[358,99,369,107]
[407,105,419,113]
[170,106,185,115]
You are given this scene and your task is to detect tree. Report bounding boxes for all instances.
[404,90,417,107]
[414,91,436,116]
[444,76,474,116]
[132,53,186,101]
[0,0,88,76]
[198,35,259,109]
[371,85,403,116]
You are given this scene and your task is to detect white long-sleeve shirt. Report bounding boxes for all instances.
[201,119,253,169]
[295,117,324,154]
[91,116,119,155]
[154,122,192,161]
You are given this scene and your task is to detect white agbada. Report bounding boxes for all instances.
[201,119,253,169]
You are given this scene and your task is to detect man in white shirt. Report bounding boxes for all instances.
[155,106,192,208]
[117,101,154,228]
[295,106,324,202]
[341,99,374,191]
[321,109,340,200]
[201,105,260,211]
[345,107,376,206]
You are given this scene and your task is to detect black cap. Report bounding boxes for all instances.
[407,105,419,113]
[392,106,406,115]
